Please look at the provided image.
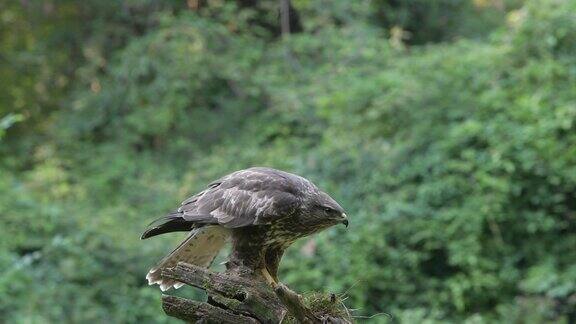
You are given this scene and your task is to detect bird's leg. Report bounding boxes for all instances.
[265,246,285,284]
[261,267,278,288]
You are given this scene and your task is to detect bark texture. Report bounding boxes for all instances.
[160,262,352,323]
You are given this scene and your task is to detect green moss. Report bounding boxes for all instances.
[282,292,353,323]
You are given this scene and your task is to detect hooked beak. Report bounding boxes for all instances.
[341,213,349,228]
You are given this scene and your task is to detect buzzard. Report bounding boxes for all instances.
[141,167,348,291]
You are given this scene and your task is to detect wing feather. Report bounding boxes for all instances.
[177,168,301,228]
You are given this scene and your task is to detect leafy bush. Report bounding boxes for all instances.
[2,0,575,322]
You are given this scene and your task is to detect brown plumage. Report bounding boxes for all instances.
[141,167,348,291]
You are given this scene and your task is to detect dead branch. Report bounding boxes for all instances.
[160,262,352,323]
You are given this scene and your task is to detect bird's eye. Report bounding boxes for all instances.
[323,207,333,213]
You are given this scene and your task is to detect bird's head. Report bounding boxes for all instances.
[300,191,348,231]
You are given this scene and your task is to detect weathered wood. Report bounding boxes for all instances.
[162,263,285,323]
[162,295,258,323]
[160,262,352,323]
[162,263,251,299]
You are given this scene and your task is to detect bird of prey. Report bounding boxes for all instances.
[141,167,348,291]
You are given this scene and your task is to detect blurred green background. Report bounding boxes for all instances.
[1,0,576,322]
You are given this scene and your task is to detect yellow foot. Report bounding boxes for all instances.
[261,268,278,288]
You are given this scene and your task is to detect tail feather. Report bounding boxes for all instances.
[141,212,192,239]
[146,225,230,291]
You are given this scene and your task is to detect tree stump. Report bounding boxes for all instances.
[160,262,352,323]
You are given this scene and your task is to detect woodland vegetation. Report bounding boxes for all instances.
[1,0,575,322]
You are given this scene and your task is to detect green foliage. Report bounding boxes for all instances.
[371,0,522,44]
[1,0,575,322]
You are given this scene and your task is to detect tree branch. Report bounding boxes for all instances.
[160,262,352,323]
[162,295,258,323]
